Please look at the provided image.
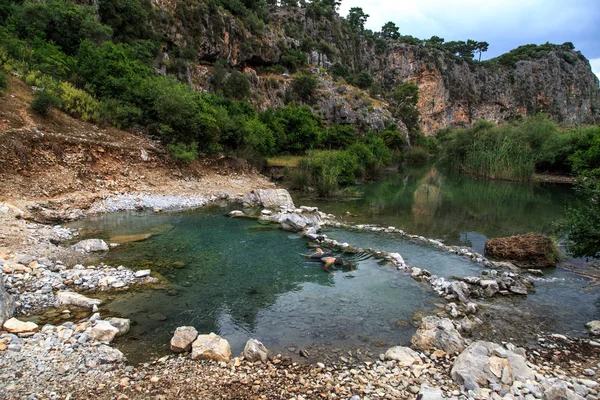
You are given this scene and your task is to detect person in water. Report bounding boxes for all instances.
[307,248,354,275]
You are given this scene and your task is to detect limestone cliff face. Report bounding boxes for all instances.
[154,2,600,134]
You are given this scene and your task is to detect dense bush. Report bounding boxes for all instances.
[281,49,308,73]
[291,74,318,102]
[0,69,8,95]
[167,142,199,163]
[31,90,60,116]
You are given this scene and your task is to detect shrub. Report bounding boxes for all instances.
[330,61,349,79]
[31,90,60,116]
[59,81,100,122]
[291,74,317,102]
[281,49,307,73]
[0,69,8,95]
[355,71,373,89]
[404,147,429,165]
[167,142,198,162]
[286,160,312,191]
[223,70,250,99]
[323,124,357,149]
[380,127,406,151]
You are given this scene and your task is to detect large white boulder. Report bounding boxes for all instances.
[411,316,465,354]
[57,291,102,308]
[451,341,534,390]
[585,320,600,336]
[90,320,120,343]
[242,189,295,209]
[170,326,198,353]
[106,318,130,336]
[191,332,232,362]
[384,346,422,366]
[71,239,109,253]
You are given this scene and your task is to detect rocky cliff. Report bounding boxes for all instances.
[152,1,600,135]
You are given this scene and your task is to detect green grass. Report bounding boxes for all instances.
[266,156,307,168]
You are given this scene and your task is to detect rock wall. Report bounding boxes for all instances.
[153,2,600,135]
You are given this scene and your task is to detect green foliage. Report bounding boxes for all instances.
[8,0,112,55]
[31,90,60,116]
[403,147,429,165]
[560,176,600,259]
[389,82,420,136]
[98,0,151,43]
[346,7,369,33]
[330,62,349,79]
[167,142,199,163]
[355,71,373,90]
[381,22,399,40]
[59,81,100,122]
[223,70,251,100]
[281,49,307,73]
[485,42,579,69]
[380,126,406,151]
[0,69,8,95]
[323,124,358,149]
[261,105,323,154]
[291,74,318,102]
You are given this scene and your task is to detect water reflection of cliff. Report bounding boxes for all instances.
[411,168,442,228]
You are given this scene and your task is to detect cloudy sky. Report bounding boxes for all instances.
[339,0,600,80]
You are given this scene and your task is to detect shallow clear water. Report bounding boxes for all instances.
[292,167,576,254]
[67,207,439,364]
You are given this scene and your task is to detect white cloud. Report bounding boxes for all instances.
[590,58,600,82]
[338,0,600,59]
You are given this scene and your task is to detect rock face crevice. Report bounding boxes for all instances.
[151,3,600,134]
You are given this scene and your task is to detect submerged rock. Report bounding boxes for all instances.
[484,234,558,268]
[243,339,269,363]
[71,239,109,253]
[170,326,199,353]
[191,333,232,362]
[451,341,533,390]
[411,316,465,354]
[108,234,152,244]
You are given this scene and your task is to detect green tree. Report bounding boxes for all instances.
[346,7,369,33]
[389,82,420,135]
[381,21,399,40]
[98,0,151,43]
[330,61,349,79]
[561,176,600,259]
[476,41,489,61]
[291,74,318,102]
[426,35,445,46]
[355,71,373,89]
[223,70,251,100]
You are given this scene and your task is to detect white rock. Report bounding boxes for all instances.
[585,321,600,336]
[57,291,101,308]
[71,239,109,253]
[170,326,198,353]
[384,346,422,366]
[3,317,38,333]
[191,332,232,362]
[134,269,151,278]
[90,320,119,343]
[243,338,269,363]
[106,318,130,336]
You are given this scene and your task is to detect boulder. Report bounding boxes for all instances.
[134,269,151,278]
[170,326,199,353]
[411,316,465,354]
[384,346,422,366]
[243,338,269,363]
[57,291,102,308]
[191,332,232,362]
[106,318,130,336]
[242,189,295,209]
[451,341,533,390]
[96,344,125,364]
[419,385,445,400]
[90,320,120,343]
[0,274,15,325]
[71,239,109,253]
[484,234,558,268]
[279,212,322,231]
[3,317,38,333]
[585,321,600,336]
[544,381,586,400]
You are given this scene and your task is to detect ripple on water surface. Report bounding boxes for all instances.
[68,208,439,364]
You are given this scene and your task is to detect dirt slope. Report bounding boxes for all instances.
[0,78,275,213]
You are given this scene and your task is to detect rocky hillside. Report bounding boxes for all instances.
[151,1,600,134]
